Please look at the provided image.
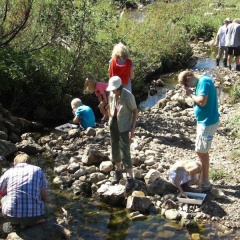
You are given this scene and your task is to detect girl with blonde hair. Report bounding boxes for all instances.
[84,74,109,122]
[169,160,202,197]
[109,43,134,92]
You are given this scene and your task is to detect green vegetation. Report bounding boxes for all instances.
[230,80,240,103]
[226,114,240,138]
[0,0,240,120]
[210,169,228,181]
[229,151,240,163]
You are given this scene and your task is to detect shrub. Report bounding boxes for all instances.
[230,80,240,103]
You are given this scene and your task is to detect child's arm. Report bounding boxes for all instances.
[102,92,108,104]
[188,174,201,187]
[173,168,187,197]
[72,109,80,124]
[97,95,103,103]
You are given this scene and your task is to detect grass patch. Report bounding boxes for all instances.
[226,114,240,139]
[229,151,240,162]
[230,80,240,103]
[210,169,228,181]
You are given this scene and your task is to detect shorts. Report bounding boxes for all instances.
[195,121,220,153]
[227,46,240,57]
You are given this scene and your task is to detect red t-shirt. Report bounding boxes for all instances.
[109,57,132,85]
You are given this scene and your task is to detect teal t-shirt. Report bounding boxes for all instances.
[75,104,95,128]
[194,75,220,126]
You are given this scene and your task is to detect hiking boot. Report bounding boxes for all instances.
[2,222,25,234]
[236,65,240,71]
[216,58,220,67]
[223,58,227,67]
[201,182,212,192]
[229,65,232,70]
[125,176,135,194]
[111,169,123,185]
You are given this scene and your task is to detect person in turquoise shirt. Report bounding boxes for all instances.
[178,71,220,192]
[71,98,95,129]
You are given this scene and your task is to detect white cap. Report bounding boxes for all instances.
[225,17,231,22]
[106,76,122,91]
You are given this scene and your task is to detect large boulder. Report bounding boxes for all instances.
[0,139,18,157]
[3,219,70,240]
[81,147,109,166]
[126,195,152,212]
[97,184,125,205]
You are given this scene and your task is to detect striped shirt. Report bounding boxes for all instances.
[0,163,47,218]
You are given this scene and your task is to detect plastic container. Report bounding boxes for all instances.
[55,123,78,132]
[177,192,207,205]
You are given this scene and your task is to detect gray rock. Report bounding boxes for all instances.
[16,140,44,154]
[82,147,109,166]
[0,139,18,157]
[5,219,70,240]
[0,130,8,140]
[165,209,181,220]
[98,184,125,205]
[126,195,152,212]
[147,178,166,195]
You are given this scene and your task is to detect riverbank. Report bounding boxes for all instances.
[0,67,240,239]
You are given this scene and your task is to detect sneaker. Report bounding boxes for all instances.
[111,169,123,185]
[125,176,135,194]
[201,182,212,192]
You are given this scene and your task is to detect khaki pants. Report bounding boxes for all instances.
[110,117,132,169]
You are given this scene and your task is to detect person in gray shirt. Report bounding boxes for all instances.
[225,18,240,71]
[107,76,138,195]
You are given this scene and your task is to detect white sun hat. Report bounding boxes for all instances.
[106,76,122,91]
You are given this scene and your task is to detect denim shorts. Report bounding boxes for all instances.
[195,121,220,153]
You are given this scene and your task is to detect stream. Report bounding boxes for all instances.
[139,57,218,109]
[44,56,238,240]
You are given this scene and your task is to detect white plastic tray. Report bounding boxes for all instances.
[177,192,206,205]
[55,123,78,132]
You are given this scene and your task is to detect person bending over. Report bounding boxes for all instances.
[71,98,96,130]
[0,153,47,231]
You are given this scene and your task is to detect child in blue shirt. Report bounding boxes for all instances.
[71,98,95,129]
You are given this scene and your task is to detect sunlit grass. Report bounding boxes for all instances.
[210,169,228,181]
[229,151,240,162]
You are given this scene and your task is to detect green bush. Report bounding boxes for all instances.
[230,80,240,103]
[1,0,240,120]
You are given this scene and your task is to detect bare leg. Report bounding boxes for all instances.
[115,162,122,170]
[236,56,240,65]
[196,151,209,182]
[98,101,107,119]
[125,168,133,178]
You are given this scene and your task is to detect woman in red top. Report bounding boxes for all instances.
[109,43,135,92]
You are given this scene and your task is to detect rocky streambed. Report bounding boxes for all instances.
[0,67,240,239]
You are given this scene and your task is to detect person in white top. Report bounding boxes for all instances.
[215,17,232,67]
[169,160,202,197]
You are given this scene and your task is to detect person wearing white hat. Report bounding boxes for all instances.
[107,76,138,194]
[214,17,232,67]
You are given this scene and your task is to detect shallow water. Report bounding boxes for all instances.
[139,57,229,108]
